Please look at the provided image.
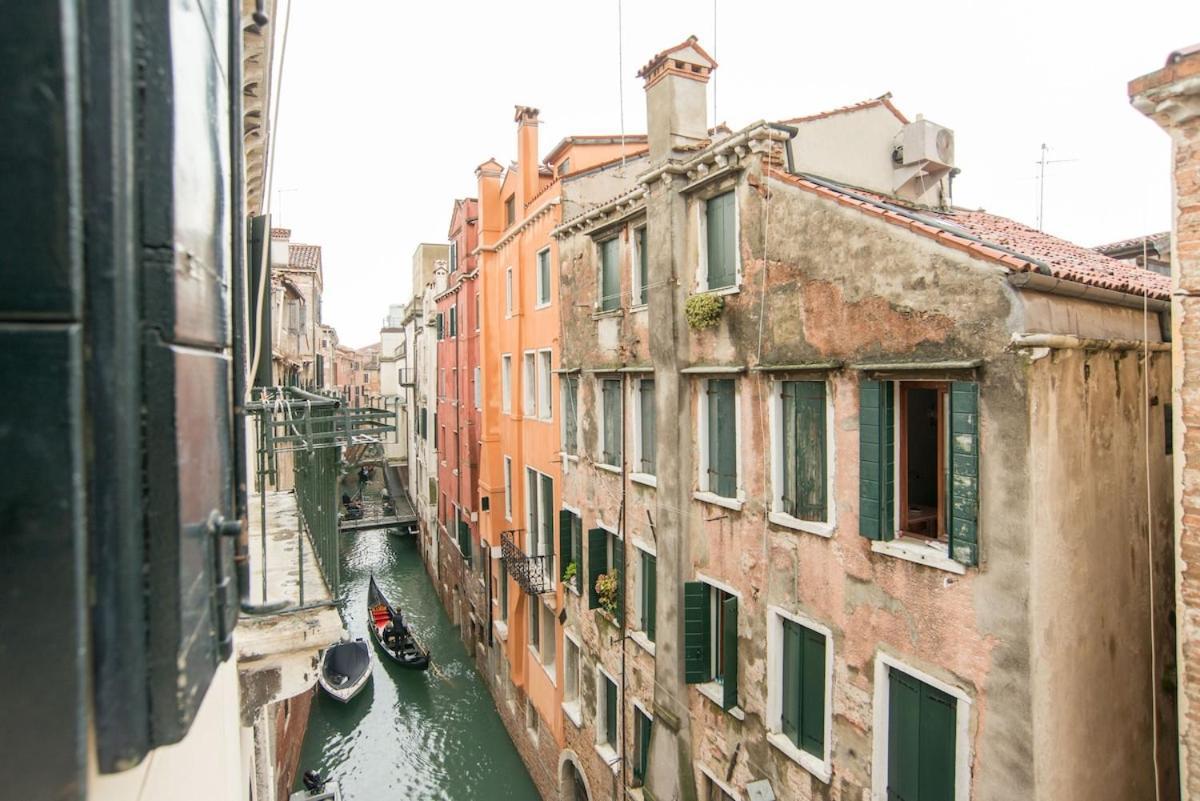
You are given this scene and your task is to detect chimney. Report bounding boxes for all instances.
[515,105,540,209]
[638,36,717,163]
[475,158,504,244]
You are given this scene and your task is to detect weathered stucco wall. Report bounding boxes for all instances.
[1026,346,1177,800]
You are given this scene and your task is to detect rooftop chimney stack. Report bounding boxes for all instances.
[638,36,718,163]
[515,105,540,208]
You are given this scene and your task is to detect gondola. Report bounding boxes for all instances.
[290,770,341,801]
[367,575,430,670]
[316,639,371,703]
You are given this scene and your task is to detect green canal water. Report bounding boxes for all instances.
[297,530,540,801]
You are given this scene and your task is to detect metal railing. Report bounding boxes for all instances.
[500,529,554,595]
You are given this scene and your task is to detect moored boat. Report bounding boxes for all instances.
[317,639,371,703]
[289,770,341,801]
[367,574,430,670]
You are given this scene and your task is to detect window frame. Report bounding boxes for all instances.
[522,350,536,417]
[501,354,512,414]
[562,631,583,726]
[693,572,744,718]
[896,380,950,541]
[524,466,555,588]
[632,700,654,785]
[597,236,621,313]
[535,247,552,308]
[505,267,514,317]
[598,376,623,470]
[561,373,580,458]
[505,195,515,228]
[537,349,553,421]
[633,538,657,653]
[766,605,834,782]
[696,377,743,509]
[632,375,656,484]
[474,365,481,410]
[632,224,649,307]
[697,188,741,292]
[595,667,621,769]
[503,455,513,521]
[769,378,835,535]
[449,240,458,272]
[871,652,973,801]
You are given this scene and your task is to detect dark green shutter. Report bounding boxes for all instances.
[636,227,648,304]
[458,520,471,566]
[794,382,827,521]
[436,312,443,339]
[559,509,573,579]
[887,669,921,801]
[721,595,738,710]
[800,628,826,756]
[634,708,652,784]
[614,536,625,624]
[601,238,620,312]
[683,582,711,683]
[572,514,583,591]
[640,379,656,474]
[605,676,618,746]
[449,306,457,336]
[644,553,657,642]
[706,192,736,288]
[708,380,737,497]
[948,382,979,566]
[918,684,957,801]
[859,379,895,541]
[588,528,607,609]
[781,621,800,742]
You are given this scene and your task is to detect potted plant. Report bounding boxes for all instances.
[595,570,619,618]
[562,560,578,587]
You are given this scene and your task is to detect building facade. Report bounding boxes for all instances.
[411,243,450,570]
[268,227,325,388]
[545,37,1177,801]
[1131,42,1200,800]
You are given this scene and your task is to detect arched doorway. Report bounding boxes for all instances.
[558,751,591,801]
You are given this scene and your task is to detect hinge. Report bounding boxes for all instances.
[207,511,243,661]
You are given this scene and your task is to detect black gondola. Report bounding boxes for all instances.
[317,639,371,703]
[367,575,430,670]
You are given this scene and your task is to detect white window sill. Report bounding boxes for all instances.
[562,699,583,728]
[630,472,657,488]
[693,491,744,512]
[871,537,965,575]
[560,452,580,463]
[697,283,741,297]
[592,308,624,320]
[630,303,648,313]
[594,742,621,774]
[494,620,509,641]
[696,681,745,720]
[596,463,622,475]
[630,630,656,657]
[767,731,831,784]
[768,511,833,538]
[535,301,551,310]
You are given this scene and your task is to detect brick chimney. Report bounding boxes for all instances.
[638,36,717,163]
[475,158,504,245]
[514,105,540,209]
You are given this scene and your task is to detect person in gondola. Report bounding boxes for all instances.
[302,770,326,793]
[356,465,370,498]
[341,492,363,521]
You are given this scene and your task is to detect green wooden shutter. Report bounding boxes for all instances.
[887,669,921,801]
[781,620,800,743]
[800,628,826,757]
[721,595,738,710]
[949,382,979,566]
[795,382,827,522]
[559,509,573,580]
[644,553,657,642]
[859,380,895,541]
[636,227,649,304]
[634,708,652,784]
[601,238,620,312]
[458,520,471,566]
[706,192,736,289]
[436,312,443,339]
[640,379,656,474]
[588,528,607,609]
[918,684,958,801]
[614,536,625,625]
[572,514,583,591]
[683,582,711,683]
[708,380,737,497]
[781,382,797,516]
[605,676,618,746]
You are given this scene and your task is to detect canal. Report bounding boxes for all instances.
[297,529,539,801]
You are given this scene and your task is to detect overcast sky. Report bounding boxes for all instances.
[270,0,1190,348]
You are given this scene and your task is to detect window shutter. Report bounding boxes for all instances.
[859,379,894,540]
[887,669,922,801]
[683,582,711,683]
[645,553,657,642]
[706,192,736,289]
[605,676,618,746]
[781,621,800,742]
[795,382,827,521]
[949,381,979,566]
[800,628,826,756]
[614,536,625,624]
[640,379,656,474]
[781,382,797,516]
[436,312,443,339]
[721,595,738,710]
[634,709,652,784]
[572,514,583,591]
[918,684,958,801]
[588,528,607,609]
[711,380,737,497]
[636,227,649,304]
[458,520,471,566]
[601,239,620,312]
[559,509,573,577]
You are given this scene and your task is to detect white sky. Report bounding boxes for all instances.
[270,0,1191,348]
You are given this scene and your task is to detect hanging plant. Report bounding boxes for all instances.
[686,292,724,330]
[595,570,619,617]
[562,560,578,585]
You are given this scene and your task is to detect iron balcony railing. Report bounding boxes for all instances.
[500,529,554,595]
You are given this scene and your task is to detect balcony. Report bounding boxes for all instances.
[500,529,554,595]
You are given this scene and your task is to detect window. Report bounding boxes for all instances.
[498,557,509,621]
[474,366,481,409]
[505,196,515,227]
[633,705,653,785]
[587,525,623,616]
[529,596,541,651]
[774,380,830,528]
[858,380,979,567]
[562,374,579,455]
[683,579,738,711]
[638,548,657,642]
[881,664,961,801]
[526,468,555,584]
[636,378,656,476]
[503,456,513,520]
[537,350,553,420]
[598,237,620,312]
[449,240,458,272]
[704,190,737,289]
[501,354,512,413]
[449,305,457,337]
[701,379,738,499]
[505,268,514,316]
[600,378,622,467]
[564,635,582,721]
[558,508,583,591]
[633,226,649,305]
[436,312,444,340]
[768,609,831,777]
[540,601,556,671]
[536,248,551,306]
[523,351,536,417]
[597,670,619,749]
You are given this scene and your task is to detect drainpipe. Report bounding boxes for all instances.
[619,372,630,798]
[766,122,798,174]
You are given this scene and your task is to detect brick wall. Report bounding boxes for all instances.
[273,688,314,801]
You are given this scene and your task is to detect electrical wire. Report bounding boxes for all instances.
[1143,234,1163,801]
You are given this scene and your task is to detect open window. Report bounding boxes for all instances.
[899,381,947,539]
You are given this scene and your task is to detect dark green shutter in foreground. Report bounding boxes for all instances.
[588,528,607,609]
[948,382,979,566]
[859,379,895,541]
[888,668,957,801]
[614,536,625,624]
[684,582,711,683]
[721,595,738,710]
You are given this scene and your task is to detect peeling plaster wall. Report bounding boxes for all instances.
[1027,348,1177,800]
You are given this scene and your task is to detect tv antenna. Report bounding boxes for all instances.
[1035,143,1077,231]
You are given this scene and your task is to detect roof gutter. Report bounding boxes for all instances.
[767,122,798,173]
[1008,271,1171,341]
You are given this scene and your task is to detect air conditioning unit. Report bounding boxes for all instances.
[900,118,955,170]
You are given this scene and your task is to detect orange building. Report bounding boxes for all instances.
[475,106,645,796]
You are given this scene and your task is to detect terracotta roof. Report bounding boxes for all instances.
[1094,233,1170,254]
[767,168,1169,301]
[782,93,909,126]
[288,242,321,270]
[637,35,718,79]
[270,227,291,240]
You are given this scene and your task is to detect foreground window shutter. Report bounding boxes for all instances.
[634,708,652,784]
[721,595,739,710]
[887,669,922,801]
[588,528,607,609]
[640,379,656,474]
[858,379,894,541]
[918,683,958,801]
[683,582,711,683]
[800,628,826,756]
[458,520,471,566]
[949,382,980,566]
